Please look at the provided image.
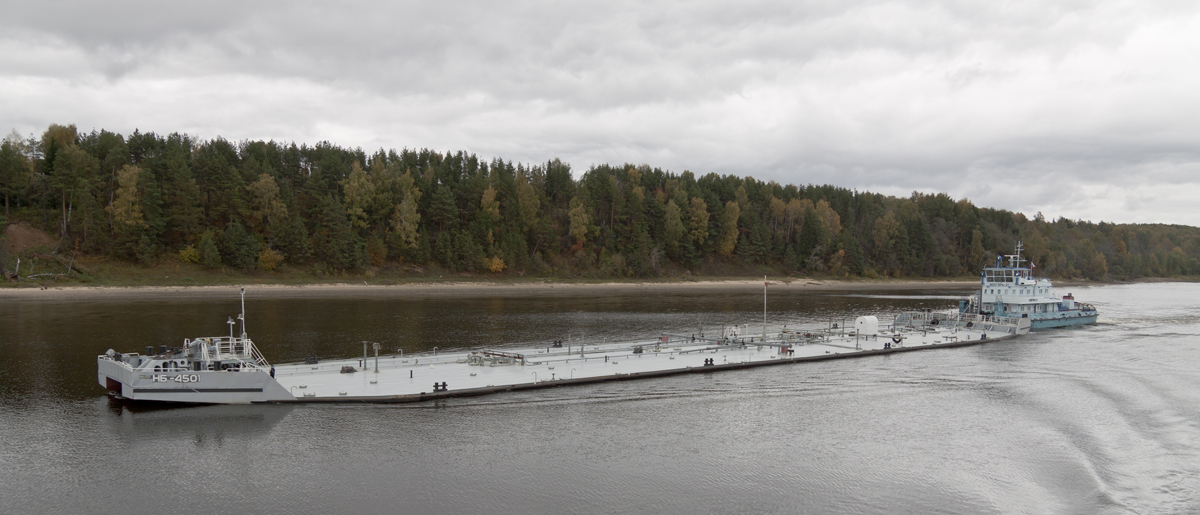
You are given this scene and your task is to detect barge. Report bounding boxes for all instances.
[98,289,1031,404]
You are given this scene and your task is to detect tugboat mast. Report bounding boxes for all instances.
[1004,241,1026,269]
[239,287,247,338]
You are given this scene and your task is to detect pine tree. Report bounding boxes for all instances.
[429,184,457,231]
[842,234,866,275]
[194,140,246,225]
[246,174,287,230]
[0,136,31,219]
[162,136,204,246]
[312,196,364,270]
[663,200,686,260]
[138,165,166,242]
[797,208,822,265]
[687,197,709,246]
[136,233,157,266]
[717,200,740,257]
[515,169,540,234]
[48,143,97,238]
[198,230,222,269]
[269,218,311,264]
[219,221,260,270]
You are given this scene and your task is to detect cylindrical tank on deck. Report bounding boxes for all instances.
[145,346,154,356]
[855,316,879,335]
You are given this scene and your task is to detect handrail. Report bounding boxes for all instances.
[899,310,1023,328]
[186,336,272,372]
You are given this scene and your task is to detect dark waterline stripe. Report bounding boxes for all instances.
[132,388,264,393]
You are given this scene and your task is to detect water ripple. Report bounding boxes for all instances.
[3,284,1200,514]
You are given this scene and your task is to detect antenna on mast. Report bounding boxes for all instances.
[239,287,246,338]
[763,275,768,343]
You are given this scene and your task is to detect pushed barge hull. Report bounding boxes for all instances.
[99,308,1031,405]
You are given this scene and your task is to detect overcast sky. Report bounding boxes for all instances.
[3,1,1199,226]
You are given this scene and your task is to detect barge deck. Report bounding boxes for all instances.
[267,312,1029,404]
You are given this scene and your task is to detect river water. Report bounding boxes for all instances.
[2,282,1198,514]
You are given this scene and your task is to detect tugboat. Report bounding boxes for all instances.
[960,242,1099,329]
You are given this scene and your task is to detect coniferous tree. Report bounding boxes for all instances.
[0,136,31,219]
[717,200,740,257]
[5,123,1200,282]
[47,142,96,237]
[138,165,166,244]
[428,184,457,232]
[853,233,870,274]
[687,197,709,246]
[195,139,245,225]
[312,196,363,270]
[270,218,310,264]
[219,220,259,270]
[198,230,222,269]
[663,200,686,260]
[162,136,204,246]
[136,233,157,266]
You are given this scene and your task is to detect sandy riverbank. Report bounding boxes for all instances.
[0,278,985,301]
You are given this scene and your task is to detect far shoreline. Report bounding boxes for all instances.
[0,276,1120,302]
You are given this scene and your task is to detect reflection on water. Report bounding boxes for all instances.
[2,283,1200,514]
[105,401,294,442]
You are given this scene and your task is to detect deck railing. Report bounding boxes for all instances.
[187,336,271,372]
[895,310,1022,331]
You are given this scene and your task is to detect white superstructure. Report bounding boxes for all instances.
[961,242,1099,328]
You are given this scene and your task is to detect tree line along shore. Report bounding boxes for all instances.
[2,124,1199,285]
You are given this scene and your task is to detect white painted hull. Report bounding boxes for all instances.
[97,358,293,404]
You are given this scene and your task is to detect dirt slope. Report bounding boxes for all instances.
[3,222,57,255]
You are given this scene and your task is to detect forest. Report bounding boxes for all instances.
[2,124,1199,282]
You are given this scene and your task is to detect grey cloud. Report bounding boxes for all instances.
[8,1,1162,101]
[3,0,1199,225]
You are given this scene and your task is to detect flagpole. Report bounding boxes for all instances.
[763,275,768,342]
